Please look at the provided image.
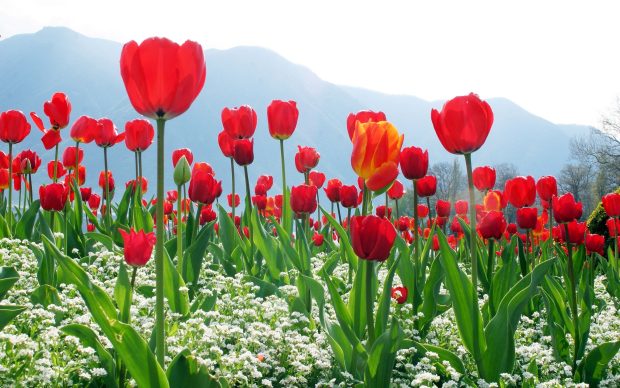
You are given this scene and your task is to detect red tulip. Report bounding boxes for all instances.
[0,110,31,144]
[0,169,8,190]
[516,207,538,230]
[395,216,410,232]
[339,185,359,208]
[431,93,493,155]
[0,151,7,169]
[39,183,69,211]
[188,164,220,205]
[399,146,429,180]
[478,210,507,240]
[95,118,125,148]
[15,150,41,174]
[64,166,85,187]
[228,193,240,208]
[375,205,392,219]
[267,100,299,140]
[324,179,342,203]
[294,146,320,173]
[507,223,518,235]
[416,175,437,197]
[126,177,148,194]
[504,176,536,208]
[585,233,605,256]
[312,232,324,246]
[120,37,206,120]
[536,176,558,202]
[417,204,429,218]
[88,193,101,211]
[47,161,66,179]
[558,221,587,245]
[119,228,156,267]
[43,92,71,129]
[200,205,217,225]
[602,192,620,218]
[124,119,154,152]
[606,218,619,238]
[62,146,83,169]
[232,138,254,166]
[222,105,257,139]
[252,195,267,210]
[290,184,318,215]
[391,286,408,304]
[472,166,496,191]
[256,175,274,191]
[70,115,98,143]
[387,180,405,200]
[436,200,451,218]
[455,200,468,216]
[214,130,234,158]
[346,110,386,140]
[172,148,194,167]
[350,215,397,261]
[553,193,582,223]
[80,187,92,202]
[99,171,115,192]
[308,171,326,188]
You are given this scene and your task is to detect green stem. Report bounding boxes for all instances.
[28,173,33,204]
[395,199,400,219]
[53,143,59,182]
[487,238,496,316]
[464,153,480,366]
[103,146,110,231]
[64,205,68,255]
[385,192,389,221]
[426,197,433,220]
[154,119,165,366]
[336,202,343,226]
[279,139,287,228]
[243,165,254,269]
[7,142,12,230]
[176,184,183,273]
[412,181,420,313]
[230,157,236,220]
[366,260,375,346]
[362,184,369,216]
[564,223,580,371]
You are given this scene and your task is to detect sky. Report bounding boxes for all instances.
[1,0,620,127]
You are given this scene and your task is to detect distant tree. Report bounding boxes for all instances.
[493,163,520,191]
[429,158,467,203]
[558,163,594,216]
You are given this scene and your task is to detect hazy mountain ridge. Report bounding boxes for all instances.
[0,27,592,194]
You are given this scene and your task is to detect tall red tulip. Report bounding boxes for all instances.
[350,215,397,261]
[477,210,506,240]
[222,105,257,139]
[516,207,538,230]
[536,176,558,202]
[267,100,299,140]
[387,180,405,200]
[70,115,98,144]
[504,176,536,208]
[295,146,320,173]
[290,184,318,215]
[553,193,582,223]
[232,139,254,166]
[188,163,220,205]
[39,183,69,212]
[416,175,437,197]
[431,93,494,155]
[124,119,154,152]
[62,147,83,170]
[324,179,342,203]
[95,118,125,148]
[399,146,429,180]
[43,92,72,129]
[0,110,31,144]
[472,166,496,191]
[602,192,620,218]
[119,228,156,267]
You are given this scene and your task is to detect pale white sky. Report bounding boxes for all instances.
[2,0,619,127]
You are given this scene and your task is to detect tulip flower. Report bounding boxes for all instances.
[585,233,605,256]
[536,176,558,202]
[14,150,40,203]
[295,146,320,175]
[387,180,405,200]
[416,175,437,198]
[228,193,240,208]
[99,171,115,193]
[188,164,220,206]
[200,205,217,225]
[43,92,72,129]
[340,185,359,209]
[516,207,538,230]
[350,215,397,261]
[222,105,257,139]
[436,200,451,218]
[346,110,386,140]
[267,100,299,140]
[119,228,156,267]
[88,193,101,211]
[80,187,92,202]
[472,166,496,192]
[391,286,408,304]
[552,193,582,223]
[172,148,194,167]
[124,119,154,152]
[252,195,267,211]
[70,115,97,144]
[256,175,274,191]
[39,183,69,212]
[478,210,507,240]
[504,176,536,208]
[375,205,392,220]
[400,146,429,180]
[351,120,403,193]
[232,139,254,166]
[312,232,324,247]
[62,146,83,170]
[308,171,326,188]
[324,179,342,203]
[417,204,429,218]
[290,184,318,215]
[455,200,468,216]
[602,192,620,218]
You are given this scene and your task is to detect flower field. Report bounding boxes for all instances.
[0,37,619,387]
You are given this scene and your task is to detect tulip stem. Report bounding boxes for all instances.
[154,118,166,366]
[362,184,369,216]
[336,202,343,226]
[487,238,496,316]
[243,165,254,269]
[385,193,389,221]
[366,260,375,347]
[464,153,481,367]
[176,184,183,273]
[564,223,580,371]
[412,181,420,314]
[230,157,236,221]
[7,142,12,230]
[279,139,288,230]
[426,197,433,220]
[103,146,110,231]
[395,199,400,219]
[28,173,33,204]
[53,144,59,183]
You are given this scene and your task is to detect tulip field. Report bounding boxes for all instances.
[2,37,620,387]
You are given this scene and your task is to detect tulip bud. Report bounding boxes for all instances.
[173,155,191,186]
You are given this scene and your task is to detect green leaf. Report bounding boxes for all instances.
[182,222,213,298]
[0,214,10,238]
[375,256,400,340]
[44,236,168,388]
[30,243,56,286]
[365,318,402,386]
[14,200,40,240]
[0,267,19,299]
[272,217,303,272]
[61,324,118,387]
[480,259,555,382]
[85,232,115,252]
[576,341,620,386]
[114,261,132,322]
[348,259,372,339]
[114,186,134,227]
[402,340,466,375]
[245,275,280,298]
[419,256,449,332]
[167,349,221,388]
[0,305,26,330]
[320,206,358,269]
[251,209,281,280]
[30,284,61,307]
[163,250,190,316]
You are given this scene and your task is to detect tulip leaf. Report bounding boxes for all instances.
[30,284,61,307]
[0,266,19,299]
[418,256,449,333]
[365,319,403,386]
[70,181,84,233]
[272,217,303,272]
[61,324,118,387]
[320,206,358,270]
[114,261,131,322]
[167,349,221,388]
[163,249,190,316]
[43,236,169,388]
[114,186,133,227]
[0,214,10,238]
[0,305,27,330]
[182,222,213,298]
[374,255,400,340]
[14,199,40,240]
[576,341,620,385]
[30,243,56,286]
[85,232,115,252]
[251,209,281,280]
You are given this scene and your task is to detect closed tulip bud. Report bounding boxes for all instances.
[39,183,69,212]
[308,170,326,188]
[172,148,193,167]
[267,100,299,140]
[88,193,101,211]
[339,185,359,208]
[232,138,254,166]
[346,110,387,140]
[80,187,92,202]
[507,223,517,235]
[228,193,240,208]
[416,175,437,197]
[62,146,83,169]
[124,119,154,152]
[536,176,558,202]
[188,164,220,205]
[324,179,343,203]
[173,155,191,186]
[552,193,583,223]
[477,210,507,240]
[0,110,31,144]
[431,93,493,155]
[504,176,536,208]
[602,192,620,218]
[516,207,538,230]
[399,146,429,180]
[290,184,318,215]
[391,286,408,304]
[436,199,451,218]
[472,166,496,191]
[119,228,156,267]
[387,180,405,200]
[294,146,320,173]
[455,200,468,216]
[222,105,257,139]
[350,215,397,261]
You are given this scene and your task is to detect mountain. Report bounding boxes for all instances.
[0,27,593,195]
